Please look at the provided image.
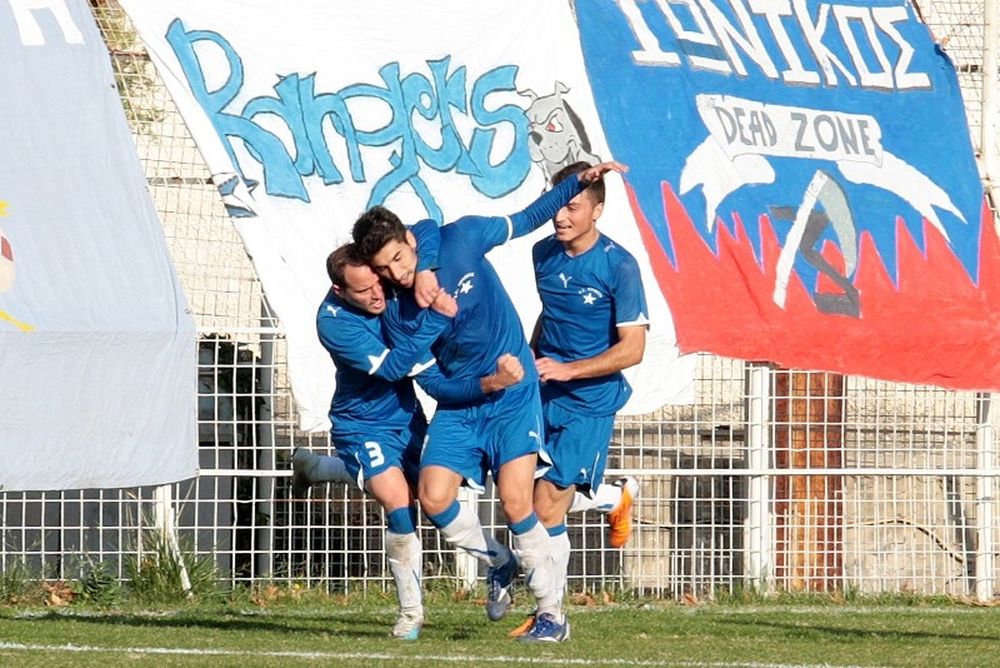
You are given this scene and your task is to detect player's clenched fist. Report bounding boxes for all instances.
[495,354,524,386]
[413,268,441,308]
[430,289,458,317]
[478,353,524,394]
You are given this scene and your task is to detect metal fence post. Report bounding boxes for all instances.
[255,318,276,579]
[745,363,773,593]
[975,393,996,601]
[154,484,192,595]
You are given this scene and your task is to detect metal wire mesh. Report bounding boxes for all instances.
[1,0,998,601]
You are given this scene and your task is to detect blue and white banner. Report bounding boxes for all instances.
[0,0,197,491]
[121,0,694,431]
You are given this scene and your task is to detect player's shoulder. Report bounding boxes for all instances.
[317,292,367,327]
[596,233,636,259]
[532,233,560,258]
[439,214,486,246]
[317,290,341,320]
[446,213,497,232]
[595,234,640,268]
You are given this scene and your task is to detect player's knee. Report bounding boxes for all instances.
[418,482,455,516]
[534,499,562,526]
[498,494,532,524]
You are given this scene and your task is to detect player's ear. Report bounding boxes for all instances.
[593,201,604,222]
[405,230,417,249]
[331,283,344,299]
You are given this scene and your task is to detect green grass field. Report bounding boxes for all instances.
[2,591,998,667]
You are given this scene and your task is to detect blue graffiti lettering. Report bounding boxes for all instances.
[165,20,308,201]
[165,19,530,217]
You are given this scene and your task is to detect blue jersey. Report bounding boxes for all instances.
[382,175,587,406]
[533,232,649,416]
[316,291,447,434]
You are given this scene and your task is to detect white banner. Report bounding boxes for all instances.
[0,0,197,491]
[120,0,695,431]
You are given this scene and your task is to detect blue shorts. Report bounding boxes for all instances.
[421,381,543,490]
[333,413,425,488]
[540,400,614,493]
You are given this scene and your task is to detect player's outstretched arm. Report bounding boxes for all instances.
[507,161,629,241]
[578,160,628,184]
[414,353,524,404]
[318,298,451,383]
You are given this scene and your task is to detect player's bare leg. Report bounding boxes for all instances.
[367,467,422,640]
[420,465,513,619]
[496,454,558,630]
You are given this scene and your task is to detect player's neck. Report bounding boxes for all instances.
[563,228,600,257]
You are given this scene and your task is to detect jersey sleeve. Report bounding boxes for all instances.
[379,299,486,403]
[318,305,448,382]
[413,362,486,404]
[464,175,585,256]
[409,218,441,272]
[612,256,650,327]
[508,175,583,240]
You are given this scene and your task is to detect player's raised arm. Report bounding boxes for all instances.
[461,161,630,257]
[507,160,628,241]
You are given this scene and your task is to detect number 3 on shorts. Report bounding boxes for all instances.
[364,441,385,467]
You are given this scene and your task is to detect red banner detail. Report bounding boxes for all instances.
[627,181,1000,389]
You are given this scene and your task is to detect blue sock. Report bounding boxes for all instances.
[508,511,539,536]
[387,506,417,534]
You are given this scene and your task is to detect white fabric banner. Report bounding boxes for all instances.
[120,0,695,431]
[0,0,197,491]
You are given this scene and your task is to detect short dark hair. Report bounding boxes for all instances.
[353,205,407,261]
[552,161,605,205]
[326,242,364,288]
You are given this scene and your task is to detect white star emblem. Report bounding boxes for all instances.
[582,292,596,305]
[459,279,474,294]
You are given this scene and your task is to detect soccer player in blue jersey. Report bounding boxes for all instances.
[518,161,649,642]
[352,160,627,633]
[305,238,524,641]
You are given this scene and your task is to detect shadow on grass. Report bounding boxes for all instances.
[720,618,1000,643]
[5,608,487,641]
[8,610,385,639]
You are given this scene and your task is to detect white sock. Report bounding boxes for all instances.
[511,517,559,621]
[433,502,511,567]
[386,530,423,617]
[549,528,571,611]
[568,482,621,515]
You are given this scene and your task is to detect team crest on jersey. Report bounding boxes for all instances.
[579,287,603,305]
[454,272,476,296]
